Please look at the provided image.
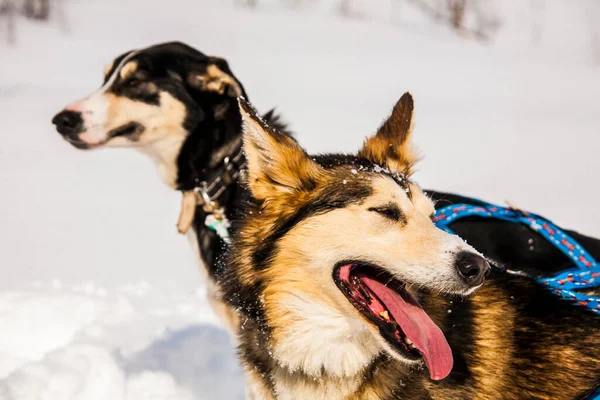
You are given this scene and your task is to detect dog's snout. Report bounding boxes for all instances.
[52,110,84,136]
[454,252,490,288]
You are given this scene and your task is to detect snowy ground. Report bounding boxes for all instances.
[0,0,599,398]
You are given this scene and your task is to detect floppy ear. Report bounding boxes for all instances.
[358,92,418,175]
[238,98,323,201]
[186,57,246,98]
[103,50,133,83]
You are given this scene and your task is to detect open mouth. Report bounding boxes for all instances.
[333,262,453,380]
[109,122,143,138]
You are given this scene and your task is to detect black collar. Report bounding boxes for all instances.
[195,137,245,211]
[177,137,245,234]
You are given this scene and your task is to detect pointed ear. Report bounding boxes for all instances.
[358,92,419,175]
[238,98,323,201]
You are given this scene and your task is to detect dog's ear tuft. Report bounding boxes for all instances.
[359,92,419,175]
[186,58,245,98]
[239,98,322,201]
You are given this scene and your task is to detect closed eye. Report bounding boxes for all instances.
[368,204,403,222]
[124,71,149,88]
[126,78,142,87]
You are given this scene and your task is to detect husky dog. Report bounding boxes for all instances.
[223,94,600,400]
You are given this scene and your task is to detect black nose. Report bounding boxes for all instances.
[52,110,84,136]
[454,252,490,288]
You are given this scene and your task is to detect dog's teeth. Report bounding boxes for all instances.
[379,311,390,321]
[404,337,413,346]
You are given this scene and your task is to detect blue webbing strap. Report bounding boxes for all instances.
[433,203,600,314]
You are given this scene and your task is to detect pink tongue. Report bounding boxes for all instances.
[361,276,453,380]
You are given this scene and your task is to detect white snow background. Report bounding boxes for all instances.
[0,0,599,398]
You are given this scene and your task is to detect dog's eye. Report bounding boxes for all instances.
[127,78,142,88]
[369,205,402,222]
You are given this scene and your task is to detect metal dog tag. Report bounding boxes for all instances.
[205,211,231,244]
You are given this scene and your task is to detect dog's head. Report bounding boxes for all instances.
[232,94,490,382]
[52,41,246,187]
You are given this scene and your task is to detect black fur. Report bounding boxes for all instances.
[403,270,600,399]
[426,191,600,276]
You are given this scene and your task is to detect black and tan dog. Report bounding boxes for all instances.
[52,42,291,330]
[223,94,600,400]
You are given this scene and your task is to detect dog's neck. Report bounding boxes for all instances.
[269,342,382,399]
[244,322,417,400]
[136,99,244,192]
[174,100,243,193]
[272,356,421,400]
[237,294,420,399]
[137,132,189,189]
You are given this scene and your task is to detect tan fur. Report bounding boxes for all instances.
[273,368,363,400]
[119,61,138,80]
[468,285,516,398]
[178,190,197,233]
[207,282,240,335]
[241,108,323,202]
[189,64,243,97]
[186,226,241,336]
[245,368,275,400]
[102,91,188,187]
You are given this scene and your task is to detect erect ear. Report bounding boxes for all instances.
[358,92,418,175]
[238,98,323,201]
[186,56,246,98]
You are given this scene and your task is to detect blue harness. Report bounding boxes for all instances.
[433,202,600,314]
[434,201,600,399]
